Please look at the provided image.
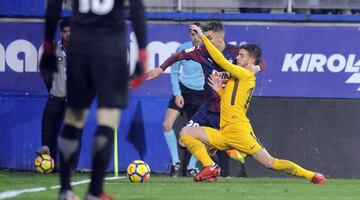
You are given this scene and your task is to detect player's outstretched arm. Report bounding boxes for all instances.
[146,67,164,80]
[190,25,253,80]
[146,50,186,80]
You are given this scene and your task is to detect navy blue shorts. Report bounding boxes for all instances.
[168,82,204,118]
[186,104,220,129]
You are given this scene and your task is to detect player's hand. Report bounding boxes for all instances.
[189,25,204,37]
[39,40,57,83]
[175,95,184,108]
[130,48,148,88]
[207,74,223,91]
[146,67,163,80]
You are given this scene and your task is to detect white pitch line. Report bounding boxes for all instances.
[49,179,91,190]
[0,176,125,200]
[0,188,47,200]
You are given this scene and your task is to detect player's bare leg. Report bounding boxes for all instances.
[58,108,88,200]
[163,108,182,177]
[251,148,326,184]
[179,127,220,182]
[179,126,212,147]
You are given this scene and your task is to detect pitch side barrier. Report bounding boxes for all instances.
[2,11,360,23]
[145,12,360,23]
[0,19,359,177]
[1,20,359,97]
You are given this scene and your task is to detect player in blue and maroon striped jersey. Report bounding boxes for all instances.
[147,22,254,168]
[148,22,240,129]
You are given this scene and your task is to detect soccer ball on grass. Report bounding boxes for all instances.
[127,160,150,183]
[34,154,55,173]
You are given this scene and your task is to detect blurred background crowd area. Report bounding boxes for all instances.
[1,0,360,18]
[143,0,360,15]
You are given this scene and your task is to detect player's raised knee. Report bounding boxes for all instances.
[178,138,186,148]
[179,127,190,137]
[179,134,192,148]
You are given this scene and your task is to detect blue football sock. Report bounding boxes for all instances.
[164,130,180,165]
[187,155,198,170]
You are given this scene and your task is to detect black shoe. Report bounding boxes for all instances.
[187,168,199,177]
[170,162,181,177]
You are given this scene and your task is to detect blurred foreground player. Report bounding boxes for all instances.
[40,0,148,199]
[180,25,326,184]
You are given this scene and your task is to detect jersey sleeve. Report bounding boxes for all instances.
[160,45,205,71]
[129,0,147,49]
[44,0,63,41]
[160,52,186,71]
[183,45,206,64]
[201,35,254,80]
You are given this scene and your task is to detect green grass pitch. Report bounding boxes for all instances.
[0,171,359,200]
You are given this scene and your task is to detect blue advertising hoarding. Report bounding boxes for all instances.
[0,22,359,98]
